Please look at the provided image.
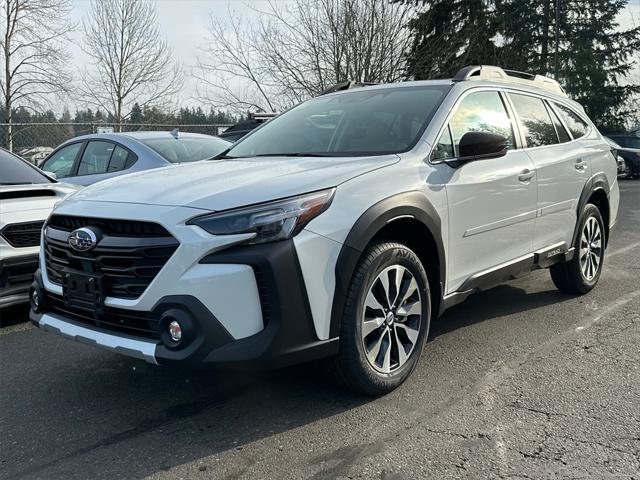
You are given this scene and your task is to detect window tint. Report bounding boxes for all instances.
[107,145,130,172]
[0,149,53,184]
[449,91,515,156]
[554,104,589,139]
[41,143,83,178]
[548,103,571,143]
[226,85,450,158]
[433,125,454,160]
[78,141,115,176]
[509,93,558,147]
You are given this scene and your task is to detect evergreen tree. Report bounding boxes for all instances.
[405,0,499,79]
[129,103,143,124]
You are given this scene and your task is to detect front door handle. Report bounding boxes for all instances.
[574,159,588,171]
[518,169,535,183]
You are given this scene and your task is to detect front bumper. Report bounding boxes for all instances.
[31,238,339,368]
[0,254,39,308]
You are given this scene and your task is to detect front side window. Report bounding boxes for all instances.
[77,141,115,176]
[554,103,589,139]
[448,91,515,156]
[225,85,450,158]
[509,93,558,148]
[41,143,83,178]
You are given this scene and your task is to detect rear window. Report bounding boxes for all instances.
[0,149,53,185]
[140,136,231,163]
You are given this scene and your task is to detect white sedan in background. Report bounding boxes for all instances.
[0,148,76,308]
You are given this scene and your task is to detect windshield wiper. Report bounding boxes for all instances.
[0,182,34,185]
[209,147,235,160]
[246,152,335,158]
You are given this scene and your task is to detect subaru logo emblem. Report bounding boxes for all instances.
[68,227,98,252]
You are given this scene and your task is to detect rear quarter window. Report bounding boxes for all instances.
[554,103,589,139]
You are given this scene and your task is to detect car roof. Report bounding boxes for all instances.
[64,131,226,144]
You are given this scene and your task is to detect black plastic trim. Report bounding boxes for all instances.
[572,173,610,247]
[329,192,445,337]
[199,240,339,368]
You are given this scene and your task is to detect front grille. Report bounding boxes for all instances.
[0,257,39,289]
[48,215,172,237]
[1,221,44,247]
[44,216,179,299]
[46,293,161,340]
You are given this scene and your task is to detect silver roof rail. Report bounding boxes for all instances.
[453,65,567,97]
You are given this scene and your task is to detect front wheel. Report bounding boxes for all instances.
[329,242,431,395]
[550,204,605,294]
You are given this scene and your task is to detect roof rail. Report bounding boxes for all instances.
[318,80,378,96]
[452,65,567,97]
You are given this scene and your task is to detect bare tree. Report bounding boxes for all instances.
[197,0,414,114]
[80,0,182,128]
[0,0,74,150]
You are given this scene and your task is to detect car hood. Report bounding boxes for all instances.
[69,155,399,211]
[0,183,77,214]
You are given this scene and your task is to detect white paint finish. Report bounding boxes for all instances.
[439,150,538,293]
[41,201,263,340]
[68,154,399,212]
[294,229,343,340]
[526,141,591,250]
[39,313,158,364]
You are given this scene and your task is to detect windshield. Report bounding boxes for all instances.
[0,149,53,185]
[139,136,230,163]
[226,85,450,158]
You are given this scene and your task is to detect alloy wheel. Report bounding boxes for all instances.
[361,265,422,374]
[580,216,602,281]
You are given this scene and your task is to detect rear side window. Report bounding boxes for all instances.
[78,141,115,176]
[107,145,137,172]
[509,93,558,147]
[547,104,571,143]
[554,103,589,139]
[448,91,515,156]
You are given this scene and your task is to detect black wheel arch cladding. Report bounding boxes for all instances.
[329,191,445,338]
[573,172,610,248]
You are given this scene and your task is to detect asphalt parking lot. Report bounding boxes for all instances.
[1,181,638,480]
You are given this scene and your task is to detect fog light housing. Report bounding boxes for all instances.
[30,288,41,312]
[168,320,182,342]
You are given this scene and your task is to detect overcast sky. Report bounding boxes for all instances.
[67,0,640,111]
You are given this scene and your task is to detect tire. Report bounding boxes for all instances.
[550,204,605,294]
[328,241,431,395]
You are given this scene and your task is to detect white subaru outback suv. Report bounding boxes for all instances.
[30,66,619,394]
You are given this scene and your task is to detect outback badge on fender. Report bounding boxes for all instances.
[67,227,98,252]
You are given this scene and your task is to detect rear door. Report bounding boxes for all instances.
[507,93,591,250]
[433,89,538,293]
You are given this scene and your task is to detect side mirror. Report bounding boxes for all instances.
[447,131,508,168]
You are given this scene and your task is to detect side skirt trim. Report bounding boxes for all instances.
[440,242,568,315]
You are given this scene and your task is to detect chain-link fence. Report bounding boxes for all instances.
[0,122,233,164]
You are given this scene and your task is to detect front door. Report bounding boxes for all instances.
[431,89,538,293]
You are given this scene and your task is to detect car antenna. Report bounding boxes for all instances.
[170,128,179,139]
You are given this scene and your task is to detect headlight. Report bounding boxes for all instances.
[187,188,336,245]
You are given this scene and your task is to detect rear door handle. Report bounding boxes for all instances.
[518,169,535,183]
[574,159,588,171]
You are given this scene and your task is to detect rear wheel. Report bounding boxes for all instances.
[329,242,431,395]
[550,204,605,294]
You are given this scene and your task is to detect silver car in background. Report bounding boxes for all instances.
[39,131,231,186]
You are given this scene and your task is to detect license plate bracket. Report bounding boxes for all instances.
[62,270,105,311]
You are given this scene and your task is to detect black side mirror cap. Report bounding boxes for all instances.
[446,131,509,168]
